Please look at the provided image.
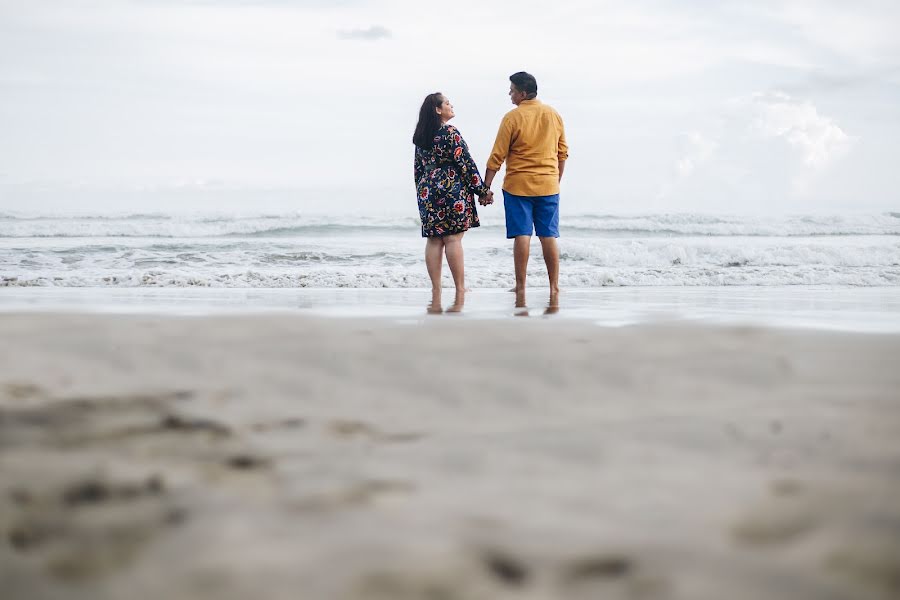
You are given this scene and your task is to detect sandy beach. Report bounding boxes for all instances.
[3,0,900,597]
[1,313,899,600]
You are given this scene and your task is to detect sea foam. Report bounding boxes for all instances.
[1,212,898,288]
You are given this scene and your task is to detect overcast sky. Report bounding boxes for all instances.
[1,0,899,214]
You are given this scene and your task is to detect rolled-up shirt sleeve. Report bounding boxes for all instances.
[557,114,569,161]
[487,115,514,171]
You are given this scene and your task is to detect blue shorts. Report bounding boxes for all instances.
[503,191,560,238]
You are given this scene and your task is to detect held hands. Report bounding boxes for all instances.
[478,190,494,206]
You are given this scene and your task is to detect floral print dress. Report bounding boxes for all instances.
[414,124,490,237]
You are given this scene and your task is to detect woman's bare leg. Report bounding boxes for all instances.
[442,232,466,293]
[425,236,444,293]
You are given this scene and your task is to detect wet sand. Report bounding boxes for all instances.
[2,286,900,332]
[1,313,899,599]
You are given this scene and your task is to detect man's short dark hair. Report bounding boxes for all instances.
[510,71,538,98]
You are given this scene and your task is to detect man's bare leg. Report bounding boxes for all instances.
[539,236,560,295]
[443,232,466,293]
[513,235,531,293]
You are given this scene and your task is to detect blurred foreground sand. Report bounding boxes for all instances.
[1,314,899,600]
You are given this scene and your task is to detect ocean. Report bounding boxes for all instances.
[1,211,898,289]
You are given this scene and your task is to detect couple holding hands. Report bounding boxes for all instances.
[413,71,568,310]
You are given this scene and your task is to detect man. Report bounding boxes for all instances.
[484,71,568,300]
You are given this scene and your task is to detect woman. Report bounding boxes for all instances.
[413,93,493,308]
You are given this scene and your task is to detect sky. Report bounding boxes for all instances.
[1,0,899,215]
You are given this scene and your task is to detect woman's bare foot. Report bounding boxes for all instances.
[447,288,466,313]
[427,288,443,314]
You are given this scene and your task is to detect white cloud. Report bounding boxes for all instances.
[675,131,718,178]
[657,91,857,208]
[746,91,854,168]
[337,25,391,41]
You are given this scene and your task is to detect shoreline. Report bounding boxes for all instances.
[1,286,900,333]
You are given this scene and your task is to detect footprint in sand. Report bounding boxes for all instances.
[2,381,44,400]
[732,479,900,598]
[5,474,184,581]
[348,547,665,600]
[292,479,416,511]
[327,419,424,443]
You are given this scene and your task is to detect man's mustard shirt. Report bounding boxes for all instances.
[487,99,568,197]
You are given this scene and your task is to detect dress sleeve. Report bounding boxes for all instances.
[441,126,490,197]
[413,148,423,184]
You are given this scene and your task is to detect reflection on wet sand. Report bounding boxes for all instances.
[514,289,529,317]
[426,289,466,315]
[430,290,558,317]
[546,290,560,315]
[513,290,561,317]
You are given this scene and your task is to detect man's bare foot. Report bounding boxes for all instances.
[545,290,559,315]
[515,289,527,309]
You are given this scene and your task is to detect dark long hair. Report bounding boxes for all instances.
[413,92,444,149]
